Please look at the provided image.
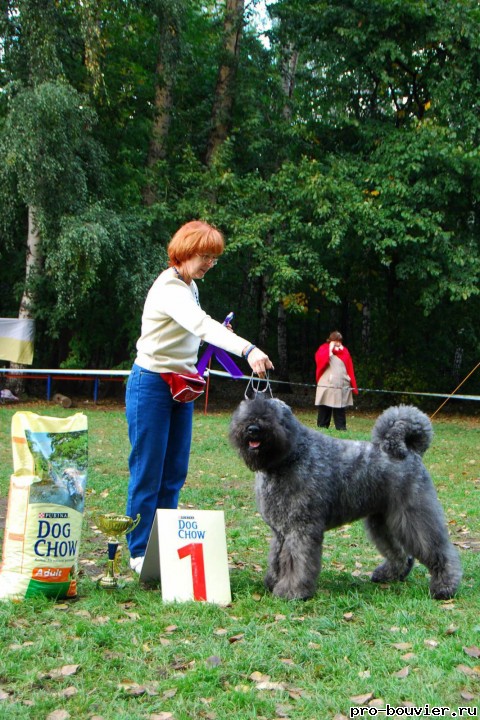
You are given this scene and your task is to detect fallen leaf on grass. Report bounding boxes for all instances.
[9,641,35,650]
[333,715,349,720]
[392,642,412,651]
[393,666,410,678]
[164,625,178,633]
[92,616,110,625]
[257,681,287,691]
[440,601,455,610]
[445,624,459,635]
[460,690,476,701]
[456,664,480,677]
[358,670,371,679]
[463,646,480,658]
[42,664,81,680]
[0,688,11,700]
[343,612,354,622]
[250,671,270,683]
[54,686,78,698]
[349,692,374,705]
[424,639,439,648]
[118,681,159,696]
[73,610,91,618]
[171,659,195,671]
[149,713,175,720]
[162,688,177,700]
[47,711,70,720]
[228,633,244,644]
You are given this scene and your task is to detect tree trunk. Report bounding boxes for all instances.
[273,44,299,387]
[277,302,292,391]
[205,0,244,165]
[8,206,42,395]
[258,275,269,349]
[361,300,371,355]
[142,10,179,206]
[280,44,299,118]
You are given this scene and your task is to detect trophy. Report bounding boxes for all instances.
[96,513,140,589]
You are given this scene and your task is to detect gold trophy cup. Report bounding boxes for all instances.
[96,513,140,589]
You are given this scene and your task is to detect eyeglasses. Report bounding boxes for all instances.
[197,254,218,266]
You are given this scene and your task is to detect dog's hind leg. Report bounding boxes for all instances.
[271,529,323,600]
[391,504,462,600]
[366,514,414,583]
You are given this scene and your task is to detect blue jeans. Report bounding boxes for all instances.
[125,364,194,558]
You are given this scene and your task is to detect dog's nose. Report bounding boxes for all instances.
[247,424,260,436]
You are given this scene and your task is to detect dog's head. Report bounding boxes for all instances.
[229,394,297,472]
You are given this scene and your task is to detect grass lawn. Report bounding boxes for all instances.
[0,400,479,720]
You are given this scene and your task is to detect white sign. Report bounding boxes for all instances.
[140,509,232,605]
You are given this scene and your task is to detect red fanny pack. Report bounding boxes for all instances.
[161,372,206,402]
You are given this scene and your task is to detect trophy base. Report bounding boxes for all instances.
[97,575,124,590]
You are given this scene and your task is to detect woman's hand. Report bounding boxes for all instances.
[247,347,274,378]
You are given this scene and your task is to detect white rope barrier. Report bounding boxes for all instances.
[0,366,478,402]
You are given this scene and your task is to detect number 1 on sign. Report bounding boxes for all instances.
[177,543,207,601]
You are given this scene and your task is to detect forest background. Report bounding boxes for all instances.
[1,0,479,403]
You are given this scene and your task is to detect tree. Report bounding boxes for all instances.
[206,0,245,164]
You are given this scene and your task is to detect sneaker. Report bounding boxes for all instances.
[129,556,144,574]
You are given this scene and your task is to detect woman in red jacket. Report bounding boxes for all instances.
[314,331,358,430]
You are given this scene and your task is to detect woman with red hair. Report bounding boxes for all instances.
[126,220,273,573]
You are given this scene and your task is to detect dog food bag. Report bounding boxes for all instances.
[0,411,88,600]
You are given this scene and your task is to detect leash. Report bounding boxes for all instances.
[244,371,274,399]
[430,360,480,420]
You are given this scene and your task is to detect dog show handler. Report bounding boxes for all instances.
[125,220,273,574]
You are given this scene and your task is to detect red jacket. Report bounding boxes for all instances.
[315,343,358,394]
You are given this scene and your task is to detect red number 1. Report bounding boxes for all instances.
[177,543,207,601]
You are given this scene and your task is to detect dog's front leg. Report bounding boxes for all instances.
[271,528,324,600]
[264,531,283,591]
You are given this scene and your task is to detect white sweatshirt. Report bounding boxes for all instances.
[134,267,249,374]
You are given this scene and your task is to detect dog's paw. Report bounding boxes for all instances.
[272,580,314,601]
[429,576,460,600]
[371,557,414,583]
[264,573,277,592]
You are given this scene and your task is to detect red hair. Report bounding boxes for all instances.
[167,220,224,265]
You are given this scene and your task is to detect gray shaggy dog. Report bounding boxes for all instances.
[229,395,462,601]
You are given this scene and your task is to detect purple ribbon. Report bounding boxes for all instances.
[197,345,244,378]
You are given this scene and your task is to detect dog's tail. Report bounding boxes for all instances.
[371,405,433,459]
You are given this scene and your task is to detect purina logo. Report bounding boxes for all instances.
[38,512,68,519]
